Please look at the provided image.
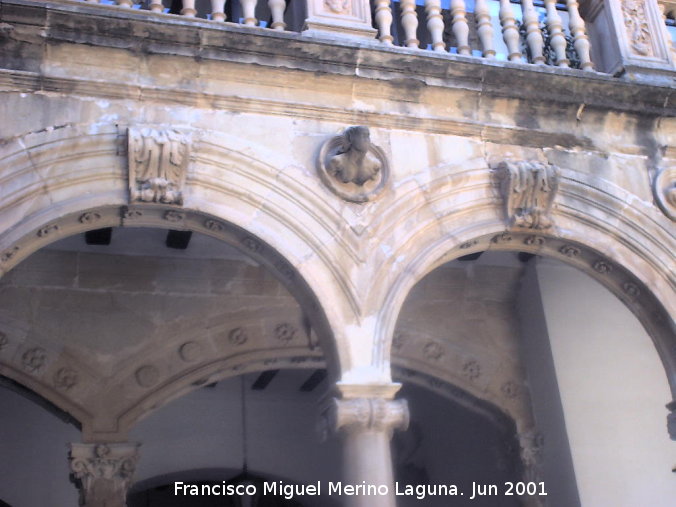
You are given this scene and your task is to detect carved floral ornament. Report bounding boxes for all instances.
[70,443,139,506]
[318,126,389,203]
[654,166,676,221]
[324,0,350,14]
[622,0,654,56]
[496,160,559,230]
[128,127,190,205]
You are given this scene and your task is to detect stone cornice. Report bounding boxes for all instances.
[1,0,675,117]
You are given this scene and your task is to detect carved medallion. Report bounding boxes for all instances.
[275,323,297,342]
[228,327,248,346]
[37,224,59,238]
[318,126,389,203]
[462,360,481,380]
[179,341,202,362]
[423,341,444,361]
[135,365,160,388]
[79,212,102,224]
[54,367,79,390]
[1,246,19,263]
[496,161,559,229]
[22,347,46,373]
[622,0,654,56]
[559,244,580,257]
[654,167,676,221]
[128,127,190,205]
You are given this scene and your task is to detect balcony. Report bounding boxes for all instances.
[8,0,675,78]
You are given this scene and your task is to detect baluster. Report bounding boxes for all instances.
[499,0,521,62]
[521,0,545,63]
[149,0,164,12]
[474,0,495,58]
[211,0,227,21]
[374,0,394,44]
[566,0,593,70]
[450,0,471,55]
[116,0,133,7]
[400,0,420,48]
[268,0,286,29]
[181,0,197,16]
[241,0,258,26]
[544,0,568,66]
[425,0,446,52]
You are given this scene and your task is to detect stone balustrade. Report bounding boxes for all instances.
[31,0,676,75]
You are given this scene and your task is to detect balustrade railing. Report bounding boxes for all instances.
[50,0,676,75]
[378,0,593,69]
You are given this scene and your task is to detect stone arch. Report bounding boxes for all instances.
[367,164,675,400]
[0,124,361,437]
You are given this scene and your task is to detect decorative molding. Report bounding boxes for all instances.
[422,341,444,361]
[204,219,225,232]
[69,443,139,507]
[559,244,581,257]
[241,237,262,252]
[496,160,559,229]
[462,360,481,380]
[593,260,613,274]
[1,246,20,263]
[318,126,389,203]
[491,232,513,243]
[501,381,521,399]
[79,212,102,225]
[228,327,248,346]
[37,224,59,238]
[135,365,160,388]
[275,323,297,342]
[22,347,46,373]
[128,127,190,205]
[622,0,654,56]
[54,367,79,390]
[330,397,410,434]
[163,210,185,222]
[654,166,676,221]
[179,342,202,362]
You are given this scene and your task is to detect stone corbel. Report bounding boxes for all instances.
[127,126,191,206]
[495,160,559,230]
[69,442,140,507]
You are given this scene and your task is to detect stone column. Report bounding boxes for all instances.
[69,443,140,507]
[327,384,409,507]
[581,0,675,78]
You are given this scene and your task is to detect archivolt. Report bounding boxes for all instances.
[371,165,676,398]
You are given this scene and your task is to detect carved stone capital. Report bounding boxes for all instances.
[330,397,410,435]
[518,431,544,482]
[69,443,140,507]
[654,166,676,221]
[496,160,559,230]
[128,126,190,206]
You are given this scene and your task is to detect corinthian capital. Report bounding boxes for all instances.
[69,442,140,507]
[331,397,410,434]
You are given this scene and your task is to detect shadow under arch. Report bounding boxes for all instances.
[377,228,676,406]
[0,206,340,440]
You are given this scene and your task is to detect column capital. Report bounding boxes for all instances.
[330,397,410,434]
[69,442,140,507]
